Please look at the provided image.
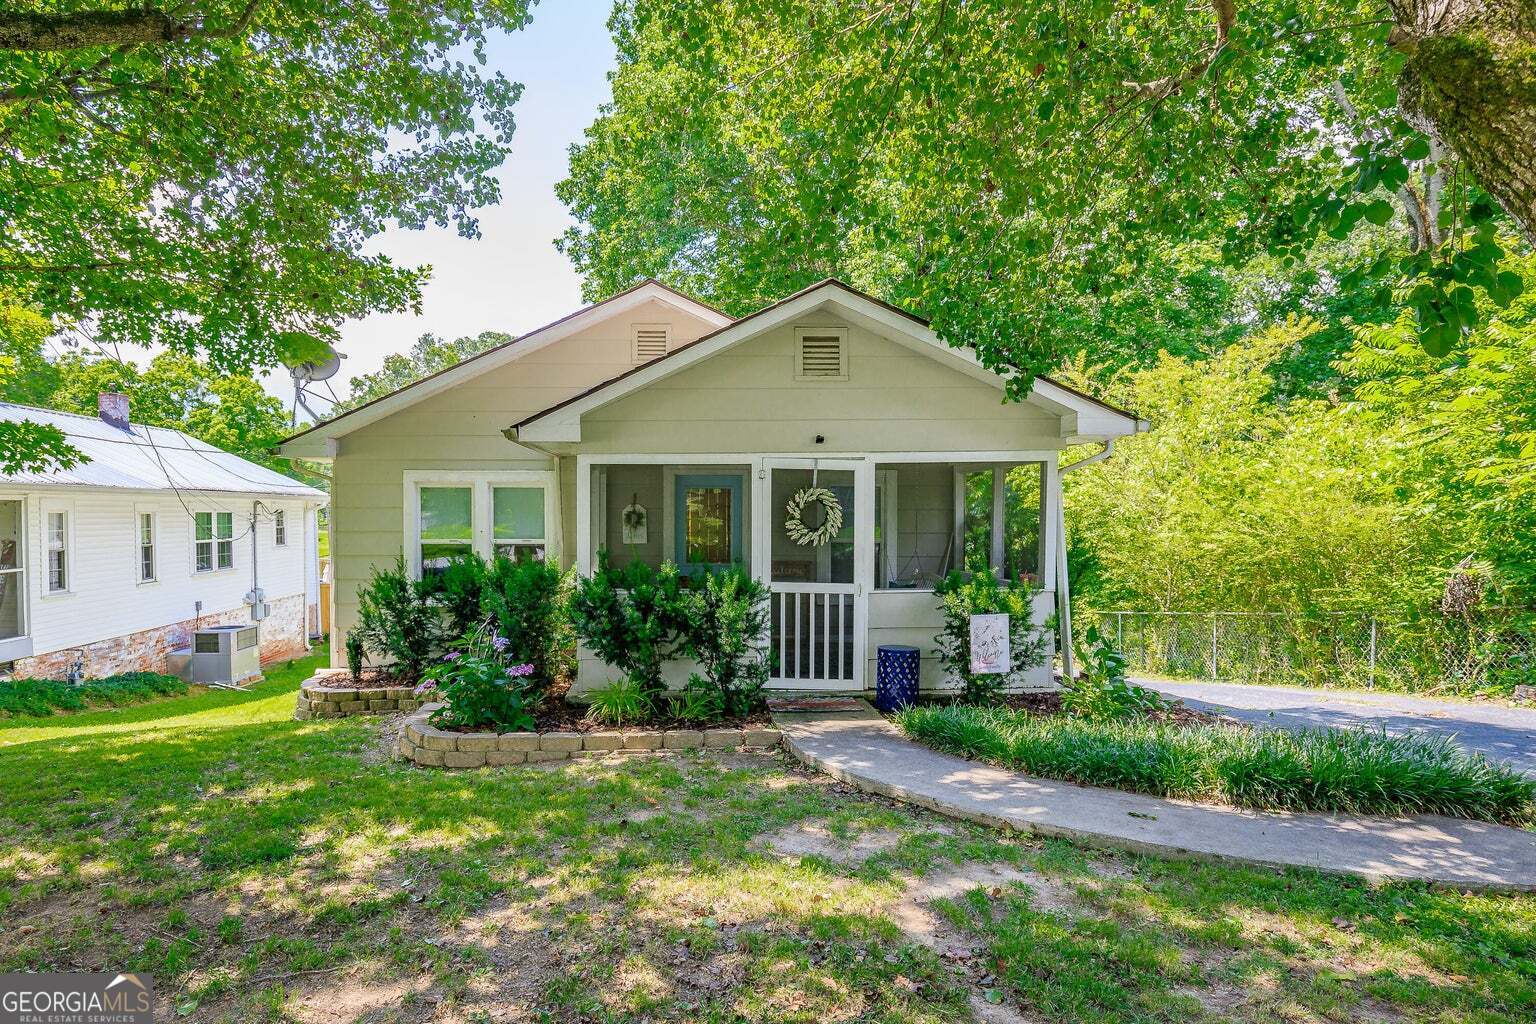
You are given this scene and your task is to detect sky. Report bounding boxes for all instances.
[273,1,619,417]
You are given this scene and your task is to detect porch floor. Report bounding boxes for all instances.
[773,703,1536,893]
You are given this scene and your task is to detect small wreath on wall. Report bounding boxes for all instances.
[784,487,843,547]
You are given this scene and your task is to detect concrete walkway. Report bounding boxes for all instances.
[1141,679,1536,775]
[774,705,1536,893]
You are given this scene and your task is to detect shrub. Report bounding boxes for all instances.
[680,566,771,718]
[431,552,490,638]
[585,678,654,726]
[0,672,188,717]
[480,554,570,691]
[355,556,445,680]
[344,631,366,681]
[569,553,689,699]
[932,563,1050,704]
[1060,624,1166,721]
[896,704,1536,825]
[422,626,539,732]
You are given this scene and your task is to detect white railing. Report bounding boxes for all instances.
[772,585,856,684]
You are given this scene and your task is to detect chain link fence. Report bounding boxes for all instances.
[1080,609,1536,691]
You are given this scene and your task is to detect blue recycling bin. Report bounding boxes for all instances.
[875,645,921,712]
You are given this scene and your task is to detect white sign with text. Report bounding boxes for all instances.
[969,613,1011,675]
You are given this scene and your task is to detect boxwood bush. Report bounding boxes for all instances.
[0,672,189,717]
[896,704,1536,825]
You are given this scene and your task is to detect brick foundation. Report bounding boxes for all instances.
[16,593,310,680]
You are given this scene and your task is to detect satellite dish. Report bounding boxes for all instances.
[288,345,344,384]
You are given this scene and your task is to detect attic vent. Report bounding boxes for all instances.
[632,324,670,363]
[794,327,849,381]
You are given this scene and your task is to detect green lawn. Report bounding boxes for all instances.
[1,644,1532,1023]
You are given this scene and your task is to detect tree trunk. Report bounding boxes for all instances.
[1390,0,1536,245]
[0,11,178,51]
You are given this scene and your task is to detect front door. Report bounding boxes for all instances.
[756,459,868,690]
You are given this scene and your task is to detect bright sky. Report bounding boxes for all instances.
[271,1,618,417]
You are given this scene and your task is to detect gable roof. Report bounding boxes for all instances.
[0,404,325,498]
[512,278,1147,443]
[278,279,734,455]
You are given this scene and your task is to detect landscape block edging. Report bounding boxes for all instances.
[395,705,783,768]
[293,669,422,719]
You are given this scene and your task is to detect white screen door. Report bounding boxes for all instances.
[757,459,868,690]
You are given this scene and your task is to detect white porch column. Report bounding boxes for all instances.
[1057,495,1075,680]
[575,455,592,576]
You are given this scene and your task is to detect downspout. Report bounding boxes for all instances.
[1055,440,1116,680]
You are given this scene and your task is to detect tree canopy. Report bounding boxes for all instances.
[558,0,1532,381]
[0,0,535,372]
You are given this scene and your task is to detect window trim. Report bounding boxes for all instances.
[671,473,744,575]
[41,500,74,596]
[193,509,237,575]
[135,506,158,584]
[403,470,559,579]
[273,509,287,547]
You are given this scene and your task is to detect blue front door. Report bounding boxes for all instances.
[674,474,743,574]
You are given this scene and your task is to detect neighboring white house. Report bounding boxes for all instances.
[0,394,327,679]
[280,279,1146,694]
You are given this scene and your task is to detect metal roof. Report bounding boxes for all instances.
[0,403,326,499]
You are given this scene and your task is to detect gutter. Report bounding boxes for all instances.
[502,426,563,463]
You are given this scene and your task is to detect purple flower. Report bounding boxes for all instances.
[442,650,461,662]
[506,663,535,678]
[491,635,510,653]
[413,680,438,697]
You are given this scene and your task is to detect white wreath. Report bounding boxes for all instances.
[784,487,843,546]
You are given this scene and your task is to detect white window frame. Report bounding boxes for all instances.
[403,470,559,580]
[135,506,158,584]
[0,495,29,651]
[793,325,850,382]
[194,509,236,574]
[41,500,73,596]
[273,509,287,546]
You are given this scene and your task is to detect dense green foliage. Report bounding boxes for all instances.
[1066,255,1536,623]
[1,1,533,369]
[931,565,1049,704]
[560,0,1530,379]
[679,567,772,718]
[569,553,690,699]
[354,558,445,681]
[898,704,1536,824]
[584,678,655,727]
[1060,625,1167,722]
[424,551,573,689]
[0,671,187,717]
[421,627,539,733]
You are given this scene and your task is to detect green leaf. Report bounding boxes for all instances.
[1363,199,1394,226]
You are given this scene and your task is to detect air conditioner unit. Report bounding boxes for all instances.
[179,624,261,685]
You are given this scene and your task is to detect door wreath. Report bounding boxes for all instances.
[784,487,843,546]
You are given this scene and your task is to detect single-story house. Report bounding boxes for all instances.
[0,395,327,679]
[279,279,1144,693]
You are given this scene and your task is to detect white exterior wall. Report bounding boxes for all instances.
[0,486,316,669]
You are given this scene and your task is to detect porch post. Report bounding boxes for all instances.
[575,455,591,576]
[1057,495,1075,680]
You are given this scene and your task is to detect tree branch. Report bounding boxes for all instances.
[1120,0,1238,104]
[0,1,260,53]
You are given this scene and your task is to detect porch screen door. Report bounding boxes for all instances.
[760,459,868,690]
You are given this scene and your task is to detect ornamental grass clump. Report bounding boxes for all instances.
[896,704,1536,825]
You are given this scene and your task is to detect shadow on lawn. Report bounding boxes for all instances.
[1,694,1533,1024]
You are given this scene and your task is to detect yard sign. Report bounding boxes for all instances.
[969,613,1011,675]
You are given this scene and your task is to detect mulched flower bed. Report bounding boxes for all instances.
[400,677,775,734]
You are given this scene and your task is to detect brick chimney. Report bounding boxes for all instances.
[97,388,131,430]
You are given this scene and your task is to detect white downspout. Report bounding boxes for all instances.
[1055,440,1115,680]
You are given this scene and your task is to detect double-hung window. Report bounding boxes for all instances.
[138,511,156,582]
[45,510,68,592]
[273,510,287,546]
[407,472,556,579]
[195,511,234,572]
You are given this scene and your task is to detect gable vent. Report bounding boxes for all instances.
[632,324,670,363]
[794,328,849,381]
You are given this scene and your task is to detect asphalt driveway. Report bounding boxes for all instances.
[1141,679,1536,775]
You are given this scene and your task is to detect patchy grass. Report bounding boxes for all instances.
[0,646,1532,1023]
[897,703,1536,825]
